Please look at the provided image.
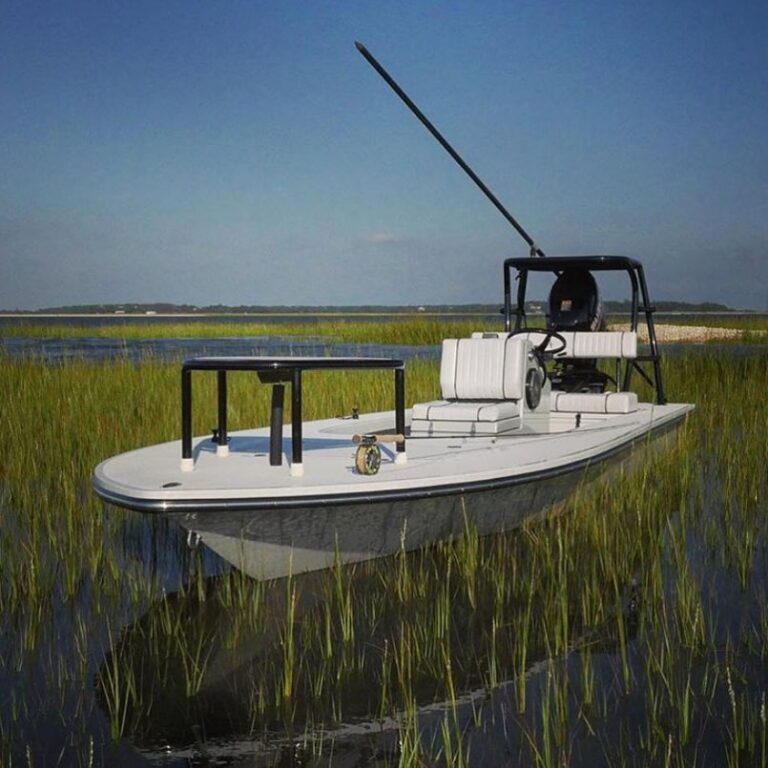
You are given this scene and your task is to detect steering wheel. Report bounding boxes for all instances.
[508,328,568,358]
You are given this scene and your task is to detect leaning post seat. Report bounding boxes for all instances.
[410,336,539,435]
[521,330,638,397]
[472,330,637,360]
[468,330,641,414]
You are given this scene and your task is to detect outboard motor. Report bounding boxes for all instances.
[548,269,609,393]
[548,269,605,332]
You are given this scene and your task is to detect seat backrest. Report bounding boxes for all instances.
[562,331,637,359]
[513,330,637,359]
[440,337,528,400]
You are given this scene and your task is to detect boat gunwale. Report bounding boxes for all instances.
[93,407,691,514]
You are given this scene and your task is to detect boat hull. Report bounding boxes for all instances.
[94,405,692,509]
[93,403,692,579]
[168,412,685,580]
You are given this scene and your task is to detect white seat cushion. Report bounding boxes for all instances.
[412,399,521,422]
[515,331,637,359]
[550,391,638,414]
[410,416,521,435]
[440,337,528,400]
[411,336,529,435]
[565,331,637,359]
[411,400,521,434]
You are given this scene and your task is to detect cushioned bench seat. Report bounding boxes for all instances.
[410,336,530,435]
[550,391,638,414]
[472,330,637,359]
[411,399,521,435]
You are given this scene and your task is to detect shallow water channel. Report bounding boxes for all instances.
[0,334,436,364]
[0,340,766,766]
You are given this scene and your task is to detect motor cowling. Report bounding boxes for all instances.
[548,269,609,393]
[548,269,605,332]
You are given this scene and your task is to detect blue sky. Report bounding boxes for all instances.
[1,0,766,309]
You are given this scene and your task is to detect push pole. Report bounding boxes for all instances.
[355,41,545,258]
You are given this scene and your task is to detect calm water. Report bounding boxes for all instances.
[0,334,439,363]
[0,313,458,362]
[2,332,764,364]
[1,310,764,364]
[5,462,764,767]
[1,311,764,329]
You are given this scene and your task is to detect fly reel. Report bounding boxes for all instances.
[354,441,382,475]
[352,433,406,475]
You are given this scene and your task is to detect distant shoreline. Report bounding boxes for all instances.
[1,310,766,319]
[0,310,501,319]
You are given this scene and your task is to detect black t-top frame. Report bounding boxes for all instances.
[503,255,667,404]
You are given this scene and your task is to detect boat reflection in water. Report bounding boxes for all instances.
[97,431,672,766]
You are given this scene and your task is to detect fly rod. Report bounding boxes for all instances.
[355,41,545,258]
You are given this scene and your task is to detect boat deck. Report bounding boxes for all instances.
[93,403,693,512]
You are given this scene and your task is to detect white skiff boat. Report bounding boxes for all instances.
[93,46,693,578]
[94,256,693,579]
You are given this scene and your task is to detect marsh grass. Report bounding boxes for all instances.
[3,314,768,346]
[0,348,766,766]
[0,317,495,346]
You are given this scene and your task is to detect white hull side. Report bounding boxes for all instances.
[94,403,692,513]
[94,403,692,580]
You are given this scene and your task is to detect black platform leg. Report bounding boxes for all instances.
[216,370,228,452]
[270,384,285,466]
[395,367,406,456]
[291,369,303,474]
[181,368,193,469]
